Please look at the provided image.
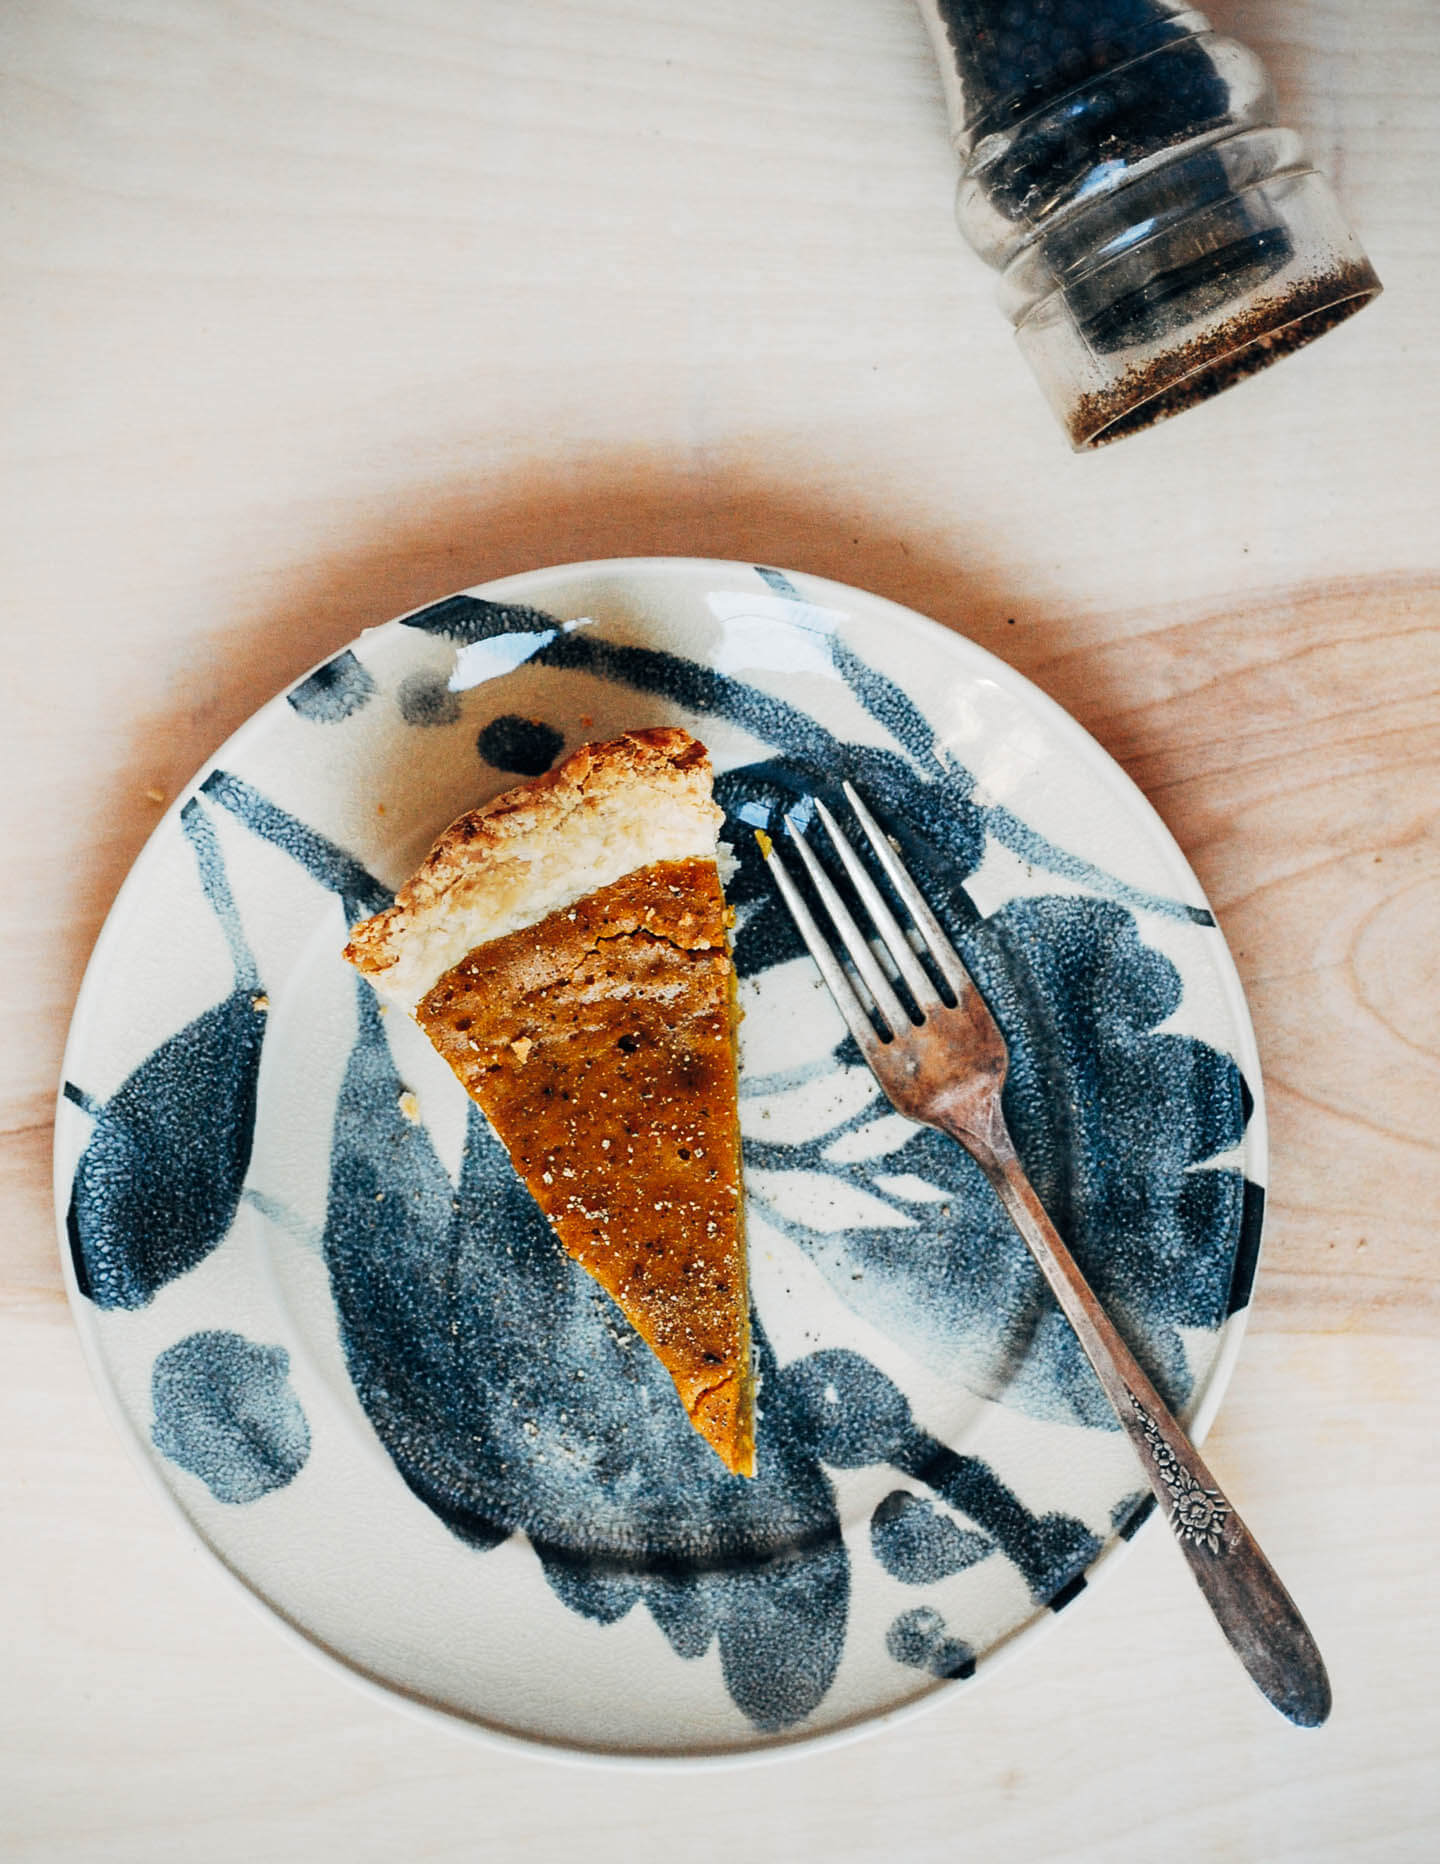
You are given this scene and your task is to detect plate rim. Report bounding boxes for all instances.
[53,554,1267,1765]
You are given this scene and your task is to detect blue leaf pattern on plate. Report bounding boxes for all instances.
[740,886,1247,1427]
[887,1606,976,1680]
[151,1330,310,1503]
[870,1491,994,1584]
[323,981,852,1728]
[200,770,392,922]
[65,802,266,1310]
[71,579,1258,1733]
[288,649,376,724]
[781,1349,1100,1601]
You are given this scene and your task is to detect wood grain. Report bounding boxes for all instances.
[2,0,1437,1857]
[1028,574,1440,1335]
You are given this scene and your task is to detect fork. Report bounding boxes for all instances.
[759,782,1331,1728]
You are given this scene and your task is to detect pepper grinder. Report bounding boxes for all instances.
[912,0,1381,447]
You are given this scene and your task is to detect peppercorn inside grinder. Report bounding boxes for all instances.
[914,1,1381,448]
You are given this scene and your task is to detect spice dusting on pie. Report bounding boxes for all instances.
[343,729,754,1476]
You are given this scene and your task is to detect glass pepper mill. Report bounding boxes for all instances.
[912,0,1382,447]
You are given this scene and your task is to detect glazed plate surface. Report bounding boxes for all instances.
[56,559,1266,1759]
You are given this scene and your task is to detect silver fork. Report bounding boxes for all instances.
[759,782,1331,1728]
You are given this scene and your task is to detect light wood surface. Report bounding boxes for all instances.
[3,2,1436,1858]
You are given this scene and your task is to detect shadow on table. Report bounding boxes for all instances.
[74,448,1038,961]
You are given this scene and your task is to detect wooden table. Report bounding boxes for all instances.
[3,3,1436,1857]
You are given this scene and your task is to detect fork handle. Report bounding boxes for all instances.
[960,1123,1331,1727]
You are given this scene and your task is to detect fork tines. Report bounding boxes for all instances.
[757,784,974,1050]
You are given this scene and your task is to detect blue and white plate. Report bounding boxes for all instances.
[55,558,1266,1760]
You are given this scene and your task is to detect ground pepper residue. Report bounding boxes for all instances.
[1072,260,1381,445]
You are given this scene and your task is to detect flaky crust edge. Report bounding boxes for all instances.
[342,726,716,983]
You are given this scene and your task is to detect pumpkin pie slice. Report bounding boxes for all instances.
[343,729,754,1476]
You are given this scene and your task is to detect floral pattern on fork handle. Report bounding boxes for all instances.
[1128,1391,1231,1556]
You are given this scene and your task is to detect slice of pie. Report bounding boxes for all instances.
[343,728,754,1476]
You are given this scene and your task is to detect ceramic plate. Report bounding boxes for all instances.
[56,558,1266,1761]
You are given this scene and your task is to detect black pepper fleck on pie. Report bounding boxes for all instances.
[344,729,754,1476]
